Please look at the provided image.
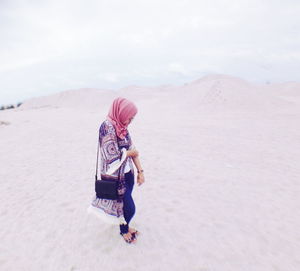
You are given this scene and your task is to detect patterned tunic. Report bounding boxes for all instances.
[91,119,135,222]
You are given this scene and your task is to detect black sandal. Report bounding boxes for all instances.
[120,232,136,244]
[130,229,140,236]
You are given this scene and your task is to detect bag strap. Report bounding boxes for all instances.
[95,139,100,181]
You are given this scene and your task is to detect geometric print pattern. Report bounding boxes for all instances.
[91,119,134,218]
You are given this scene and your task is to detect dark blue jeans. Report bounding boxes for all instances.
[119,170,136,234]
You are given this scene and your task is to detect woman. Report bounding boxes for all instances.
[91,97,145,244]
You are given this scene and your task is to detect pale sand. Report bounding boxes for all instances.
[0,74,299,271]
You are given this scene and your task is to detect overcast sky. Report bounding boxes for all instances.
[0,0,300,104]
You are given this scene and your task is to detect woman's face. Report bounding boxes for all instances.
[124,115,135,126]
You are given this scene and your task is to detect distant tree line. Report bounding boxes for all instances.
[0,102,22,110]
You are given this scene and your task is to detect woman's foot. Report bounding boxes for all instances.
[129,227,140,236]
[120,231,137,244]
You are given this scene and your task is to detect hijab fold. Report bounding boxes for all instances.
[107,97,138,139]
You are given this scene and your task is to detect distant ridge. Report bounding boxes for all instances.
[16,74,300,111]
[187,74,253,87]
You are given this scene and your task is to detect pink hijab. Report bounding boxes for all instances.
[107,97,138,139]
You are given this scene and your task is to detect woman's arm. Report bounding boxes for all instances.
[126,134,145,185]
[132,155,142,172]
[126,144,141,171]
[132,155,145,186]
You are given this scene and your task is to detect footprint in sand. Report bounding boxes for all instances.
[0,121,10,125]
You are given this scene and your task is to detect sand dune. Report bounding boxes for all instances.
[19,74,298,113]
[0,74,299,271]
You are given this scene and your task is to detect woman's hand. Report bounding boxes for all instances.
[137,172,145,186]
[127,149,139,158]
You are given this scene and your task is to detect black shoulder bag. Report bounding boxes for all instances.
[94,140,120,200]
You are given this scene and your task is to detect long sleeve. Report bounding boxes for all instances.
[99,121,128,175]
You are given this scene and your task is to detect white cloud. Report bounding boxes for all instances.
[0,0,300,103]
[167,63,189,76]
[100,73,119,83]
